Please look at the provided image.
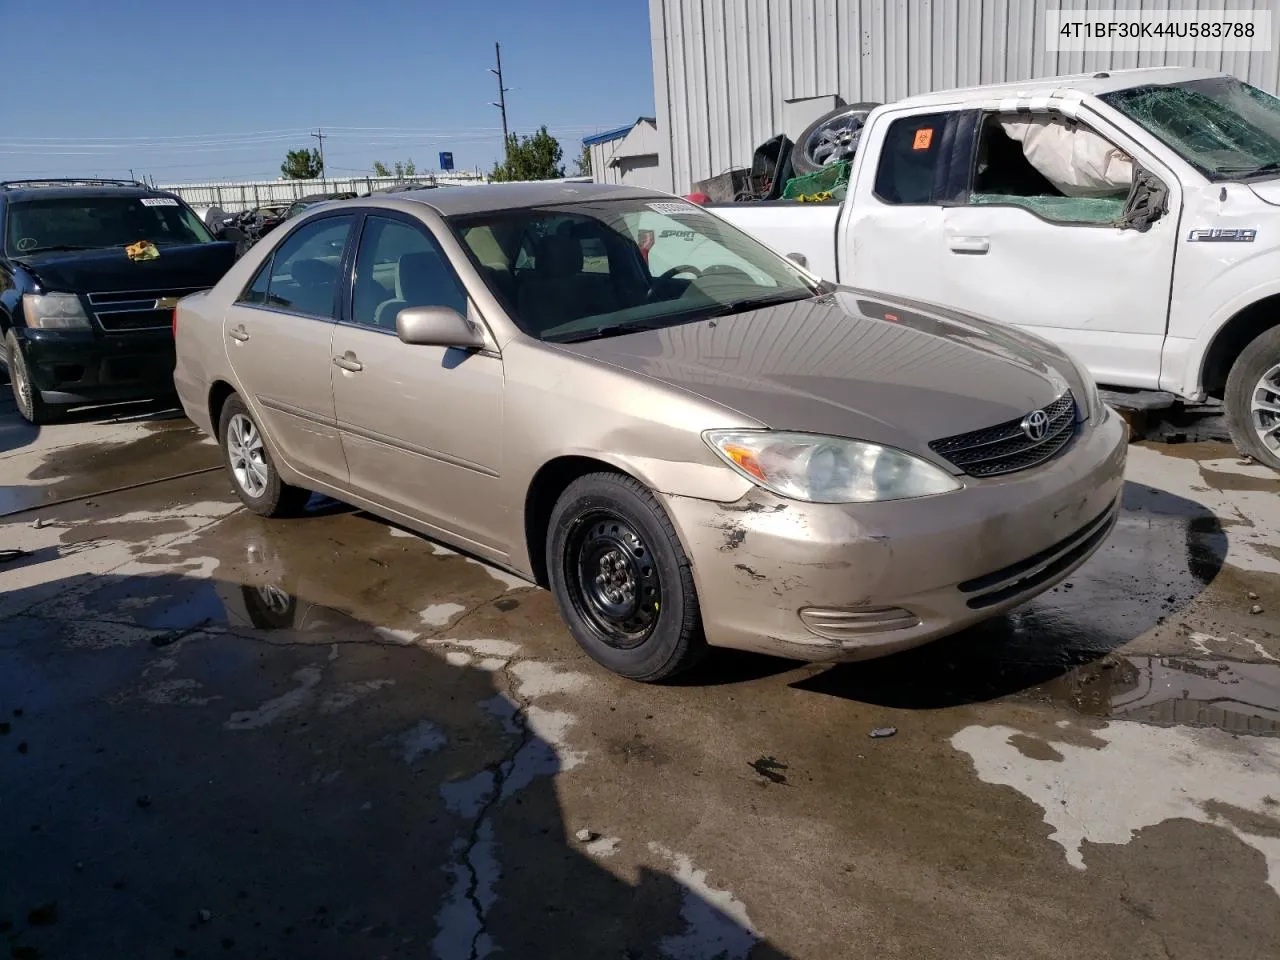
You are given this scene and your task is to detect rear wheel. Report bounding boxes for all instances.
[5,329,56,425]
[218,394,310,516]
[1225,325,1280,471]
[547,472,707,682]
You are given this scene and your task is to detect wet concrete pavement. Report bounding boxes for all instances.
[3,393,1280,959]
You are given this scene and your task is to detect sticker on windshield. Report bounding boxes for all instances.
[912,128,934,150]
[647,201,701,215]
[140,197,179,207]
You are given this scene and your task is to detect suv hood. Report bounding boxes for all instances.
[560,291,1074,455]
[15,242,238,294]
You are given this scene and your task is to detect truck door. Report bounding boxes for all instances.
[843,106,977,303]
[934,110,1179,389]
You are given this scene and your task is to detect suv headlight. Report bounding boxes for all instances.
[704,430,962,503]
[23,293,91,330]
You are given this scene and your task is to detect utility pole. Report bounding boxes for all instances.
[489,42,511,164]
[311,128,327,187]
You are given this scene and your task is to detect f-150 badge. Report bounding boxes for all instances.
[1187,228,1257,242]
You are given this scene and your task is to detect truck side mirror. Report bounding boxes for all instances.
[1122,169,1168,233]
[787,252,808,268]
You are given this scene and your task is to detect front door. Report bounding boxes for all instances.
[330,213,505,552]
[223,213,355,487]
[936,111,1178,388]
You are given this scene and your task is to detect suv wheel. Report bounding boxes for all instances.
[547,472,707,682]
[1225,325,1280,471]
[218,394,310,516]
[5,329,55,425]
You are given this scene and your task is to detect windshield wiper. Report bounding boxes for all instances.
[14,244,99,254]
[697,291,816,320]
[1217,160,1280,179]
[548,319,670,344]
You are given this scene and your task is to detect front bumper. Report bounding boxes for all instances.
[17,328,176,404]
[661,409,1128,662]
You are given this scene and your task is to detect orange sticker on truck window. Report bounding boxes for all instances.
[912,128,933,150]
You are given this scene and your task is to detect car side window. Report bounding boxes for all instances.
[966,114,1137,225]
[242,215,354,318]
[873,112,953,205]
[350,216,468,331]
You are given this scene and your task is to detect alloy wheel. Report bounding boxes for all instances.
[1250,362,1280,456]
[226,413,270,498]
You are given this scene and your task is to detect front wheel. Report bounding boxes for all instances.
[1225,325,1280,471]
[5,329,57,425]
[547,472,707,682]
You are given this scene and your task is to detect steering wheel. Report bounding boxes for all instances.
[700,265,754,281]
[660,264,702,280]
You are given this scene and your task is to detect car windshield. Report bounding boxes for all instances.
[449,197,818,342]
[5,195,214,255]
[1102,76,1280,181]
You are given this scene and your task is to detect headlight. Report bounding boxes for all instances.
[1067,354,1102,423]
[22,293,90,330]
[704,430,962,503]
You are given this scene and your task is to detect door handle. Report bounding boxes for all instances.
[228,325,250,342]
[332,352,363,372]
[948,236,990,254]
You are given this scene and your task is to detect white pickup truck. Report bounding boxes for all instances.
[711,67,1280,470]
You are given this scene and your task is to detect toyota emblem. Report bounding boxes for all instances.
[1021,409,1050,441]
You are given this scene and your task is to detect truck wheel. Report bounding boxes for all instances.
[792,103,880,175]
[1225,325,1280,471]
[547,472,708,682]
[5,329,56,425]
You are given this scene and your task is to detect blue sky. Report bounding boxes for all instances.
[2,0,655,184]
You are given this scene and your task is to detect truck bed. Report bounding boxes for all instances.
[709,201,843,281]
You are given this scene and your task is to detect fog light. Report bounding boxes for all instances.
[799,606,920,640]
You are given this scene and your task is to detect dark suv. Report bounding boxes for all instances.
[0,179,241,423]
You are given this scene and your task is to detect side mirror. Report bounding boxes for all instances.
[1121,169,1168,233]
[787,252,808,268]
[396,306,486,350]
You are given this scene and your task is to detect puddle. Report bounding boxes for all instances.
[1029,655,1280,736]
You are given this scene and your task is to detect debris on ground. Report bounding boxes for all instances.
[574,828,598,843]
[1251,604,1264,615]
[1248,591,1260,600]
[750,755,789,784]
[869,727,898,739]
[196,909,212,924]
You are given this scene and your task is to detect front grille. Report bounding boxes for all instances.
[930,391,1077,477]
[88,288,202,332]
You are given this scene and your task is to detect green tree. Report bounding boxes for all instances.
[281,148,323,179]
[373,158,418,178]
[490,127,564,182]
[574,144,592,177]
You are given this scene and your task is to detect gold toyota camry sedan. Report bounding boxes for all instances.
[174,182,1126,681]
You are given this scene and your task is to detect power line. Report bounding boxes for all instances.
[311,128,327,185]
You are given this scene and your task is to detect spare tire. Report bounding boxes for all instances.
[792,103,881,175]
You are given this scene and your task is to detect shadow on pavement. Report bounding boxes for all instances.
[0,570,788,960]
[793,480,1228,708]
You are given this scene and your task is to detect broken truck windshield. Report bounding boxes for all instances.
[1102,76,1280,182]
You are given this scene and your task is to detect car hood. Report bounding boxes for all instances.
[1247,179,1280,205]
[15,242,238,293]
[558,291,1075,454]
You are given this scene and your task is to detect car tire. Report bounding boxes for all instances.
[547,472,708,682]
[218,394,311,517]
[792,103,881,175]
[5,329,57,425]
[1225,325,1280,472]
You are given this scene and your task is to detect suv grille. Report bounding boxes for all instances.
[88,288,203,332]
[930,391,1077,478]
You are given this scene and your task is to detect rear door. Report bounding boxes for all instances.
[330,212,505,552]
[842,107,976,304]
[223,213,355,487]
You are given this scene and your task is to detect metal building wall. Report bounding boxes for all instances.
[650,0,1280,193]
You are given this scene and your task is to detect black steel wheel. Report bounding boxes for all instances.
[565,511,662,649]
[547,472,707,682]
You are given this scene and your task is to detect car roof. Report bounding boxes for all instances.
[381,180,665,216]
[894,66,1227,109]
[0,184,183,203]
